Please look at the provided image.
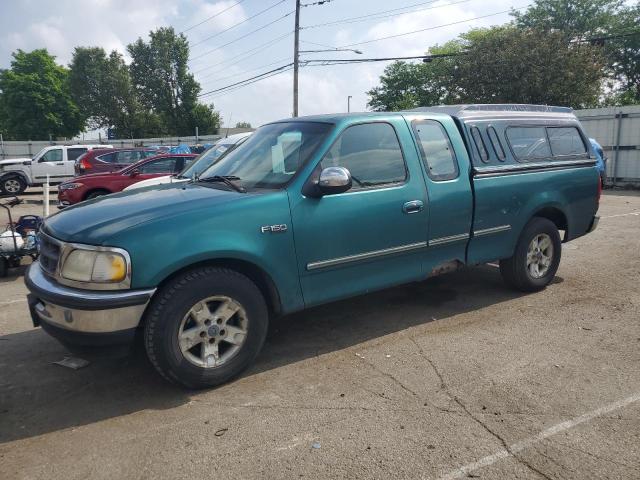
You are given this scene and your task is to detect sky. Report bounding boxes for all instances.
[0,0,524,131]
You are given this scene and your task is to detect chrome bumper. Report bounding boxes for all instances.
[25,263,155,334]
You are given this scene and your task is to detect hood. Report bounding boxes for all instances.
[0,158,30,167]
[44,182,246,244]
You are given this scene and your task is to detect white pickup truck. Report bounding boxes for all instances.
[0,144,112,195]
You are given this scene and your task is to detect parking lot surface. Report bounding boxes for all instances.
[1,192,639,479]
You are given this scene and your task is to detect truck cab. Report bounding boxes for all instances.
[25,105,599,389]
[0,144,112,194]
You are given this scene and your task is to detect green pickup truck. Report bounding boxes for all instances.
[26,104,600,388]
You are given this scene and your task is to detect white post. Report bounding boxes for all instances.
[44,174,50,217]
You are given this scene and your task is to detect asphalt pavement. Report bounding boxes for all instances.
[0,192,639,479]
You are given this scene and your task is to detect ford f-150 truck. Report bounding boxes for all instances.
[25,105,600,388]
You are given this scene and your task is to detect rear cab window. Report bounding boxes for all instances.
[506,126,552,161]
[321,122,407,189]
[411,120,459,181]
[547,127,587,157]
[506,125,587,162]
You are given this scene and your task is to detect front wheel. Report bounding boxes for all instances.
[500,217,561,292]
[144,267,268,389]
[0,176,26,195]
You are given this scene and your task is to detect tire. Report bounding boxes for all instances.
[85,190,109,200]
[499,217,561,292]
[0,258,7,278]
[144,267,269,389]
[0,176,26,195]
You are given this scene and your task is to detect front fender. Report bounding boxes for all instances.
[104,190,305,314]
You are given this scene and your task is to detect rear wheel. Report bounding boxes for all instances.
[0,258,7,277]
[144,267,268,389]
[1,176,26,195]
[500,217,561,292]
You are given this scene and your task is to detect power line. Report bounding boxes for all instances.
[205,66,295,100]
[199,55,293,84]
[190,11,295,63]
[190,0,288,48]
[199,63,294,98]
[302,0,471,30]
[192,31,293,75]
[340,6,531,48]
[195,28,640,101]
[180,0,246,34]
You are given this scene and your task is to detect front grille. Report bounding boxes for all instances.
[38,232,61,276]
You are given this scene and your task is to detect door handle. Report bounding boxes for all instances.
[402,200,424,214]
[55,163,64,165]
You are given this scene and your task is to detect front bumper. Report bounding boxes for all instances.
[587,215,599,233]
[25,263,156,346]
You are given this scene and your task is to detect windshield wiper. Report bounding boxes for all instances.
[198,175,246,193]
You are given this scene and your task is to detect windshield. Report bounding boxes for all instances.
[179,141,239,179]
[199,122,333,189]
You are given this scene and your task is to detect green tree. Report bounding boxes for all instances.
[367,42,463,111]
[512,0,639,105]
[453,27,604,107]
[367,26,604,110]
[512,0,623,39]
[0,49,84,140]
[235,121,252,128]
[69,47,161,138]
[128,27,218,135]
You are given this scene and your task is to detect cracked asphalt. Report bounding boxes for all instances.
[1,191,639,479]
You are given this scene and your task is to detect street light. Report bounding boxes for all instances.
[347,96,352,113]
[299,48,363,55]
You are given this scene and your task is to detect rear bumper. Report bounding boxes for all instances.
[25,263,155,347]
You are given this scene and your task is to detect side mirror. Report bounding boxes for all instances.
[318,166,352,195]
[129,169,140,177]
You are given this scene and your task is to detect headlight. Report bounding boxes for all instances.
[59,245,130,289]
[59,182,83,191]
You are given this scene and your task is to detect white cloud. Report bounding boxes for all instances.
[1,0,518,129]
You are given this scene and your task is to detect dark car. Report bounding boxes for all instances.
[74,148,160,176]
[59,154,197,207]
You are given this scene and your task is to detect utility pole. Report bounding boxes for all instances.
[293,0,301,117]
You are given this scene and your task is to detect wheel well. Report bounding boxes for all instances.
[533,207,568,240]
[155,259,282,317]
[1,172,28,184]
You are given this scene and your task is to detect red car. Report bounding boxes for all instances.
[74,147,161,175]
[58,154,197,207]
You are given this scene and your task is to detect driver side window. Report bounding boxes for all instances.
[40,148,63,162]
[320,122,407,190]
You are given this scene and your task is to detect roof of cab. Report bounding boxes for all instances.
[269,104,576,125]
[408,104,577,120]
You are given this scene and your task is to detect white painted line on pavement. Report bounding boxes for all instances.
[437,391,640,480]
[600,211,640,218]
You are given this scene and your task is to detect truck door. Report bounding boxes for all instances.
[404,115,474,273]
[30,147,68,184]
[289,119,429,307]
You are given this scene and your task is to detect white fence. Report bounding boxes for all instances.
[0,129,253,160]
